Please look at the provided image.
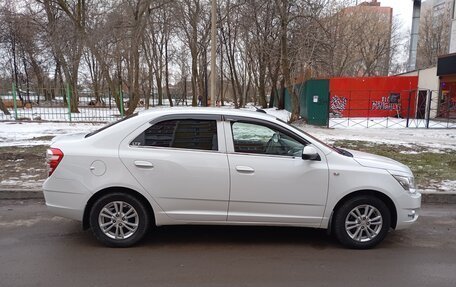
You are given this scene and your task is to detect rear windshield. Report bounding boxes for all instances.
[85,113,138,138]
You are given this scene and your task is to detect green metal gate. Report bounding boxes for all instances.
[277,79,329,126]
[302,79,329,126]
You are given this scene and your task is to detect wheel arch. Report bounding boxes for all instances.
[82,186,155,230]
[328,190,397,234]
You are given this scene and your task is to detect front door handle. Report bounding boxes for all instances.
[236,166,255,173]
[134,160,154,168]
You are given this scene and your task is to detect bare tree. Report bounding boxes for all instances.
[175,0,210,106]
[40,0,88,113]
[83,48,103,104]
[243,0,279,108]
[0,0,407,122]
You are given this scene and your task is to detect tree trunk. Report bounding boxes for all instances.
[279,78,285,110]
[0,98,11,115]
[11,34,24,105]
[189,39,198,106]
[279,0,299,122]
[165,32,173,107]
[258,55,268,108]
[125,44,141,116]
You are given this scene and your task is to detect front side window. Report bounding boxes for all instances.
[131,119,218,151]
[231,122,305,157]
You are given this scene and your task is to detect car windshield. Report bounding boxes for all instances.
[85,113,138,138]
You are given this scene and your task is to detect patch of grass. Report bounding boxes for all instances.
[0,145,48,188]
[0,145,48,160]
[333,140,456,188]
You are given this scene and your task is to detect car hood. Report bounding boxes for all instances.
[51,133,87,145]
[346,149,412,174]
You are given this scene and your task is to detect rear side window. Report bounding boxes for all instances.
[131,119,218,151]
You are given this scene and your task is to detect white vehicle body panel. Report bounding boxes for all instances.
[226,153,328,226]
[43,108,421,233]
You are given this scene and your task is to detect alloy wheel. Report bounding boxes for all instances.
[98,201,139,240]
[344,204,383,242]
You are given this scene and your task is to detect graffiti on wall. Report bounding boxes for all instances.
[371,96,401,111]
[330,95,347,117]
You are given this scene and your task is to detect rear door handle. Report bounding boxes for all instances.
[235,166,255,173]
[134,160,154,168]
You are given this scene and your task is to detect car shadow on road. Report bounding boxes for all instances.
[141,225,339,249]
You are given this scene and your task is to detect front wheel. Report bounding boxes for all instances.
[89,192,150,247]
[333,196,391,249]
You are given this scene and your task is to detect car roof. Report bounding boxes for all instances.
[137,107,278,121]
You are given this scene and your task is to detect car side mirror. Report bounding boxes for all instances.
[302,146,321,161]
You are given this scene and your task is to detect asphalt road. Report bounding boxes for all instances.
[1,200,456,287]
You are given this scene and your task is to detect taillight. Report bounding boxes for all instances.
[46,148,64,176]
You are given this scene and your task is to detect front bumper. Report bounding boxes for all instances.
[395,192,421,230]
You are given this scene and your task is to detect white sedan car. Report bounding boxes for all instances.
[43,108,421,248]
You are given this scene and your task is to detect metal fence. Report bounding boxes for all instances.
[2,84,456,129]
[328,89,456,129]
[0,83,188,123]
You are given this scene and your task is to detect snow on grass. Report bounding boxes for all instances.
[329,117,456,129]
[400,151,420,155]
[422,180,456,193]
[295,122,456,152]
[0,121,103,147]
[1,107,455,153]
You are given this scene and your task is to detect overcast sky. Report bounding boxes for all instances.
[379,0,413,32]
[378,0,414,64]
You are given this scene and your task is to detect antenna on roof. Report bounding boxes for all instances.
[254,107,267,114]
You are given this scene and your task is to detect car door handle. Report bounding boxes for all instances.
[235,166,255,173]
[134,160,154,168]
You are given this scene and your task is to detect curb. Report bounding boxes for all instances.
[0,189,455,204]
[421,192,456,204]
[0,189,44,200]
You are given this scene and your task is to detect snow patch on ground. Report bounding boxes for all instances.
[1,179,44,189]
[1,109,455,153]
[329,117,456,129]
[0,121,103,147]
[400,151,420,154]
[421,180,456,193]
[295,123,456,152]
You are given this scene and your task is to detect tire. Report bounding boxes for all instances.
[89,192,150,247]
[333,196,391,249]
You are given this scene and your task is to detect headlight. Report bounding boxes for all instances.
[393,175,416,194]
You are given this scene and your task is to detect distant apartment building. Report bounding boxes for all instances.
[345,0,393,76]
[292,0,393,83]
[416,0,453,69]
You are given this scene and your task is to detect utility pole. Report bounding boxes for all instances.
[210,0,217,107]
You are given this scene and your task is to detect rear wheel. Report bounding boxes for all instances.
[333,196,391,249]
[89,192,150,247]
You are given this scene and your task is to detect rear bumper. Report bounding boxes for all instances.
[395,192,421,230]
[45,200,84,221]
[43,178,90,221]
